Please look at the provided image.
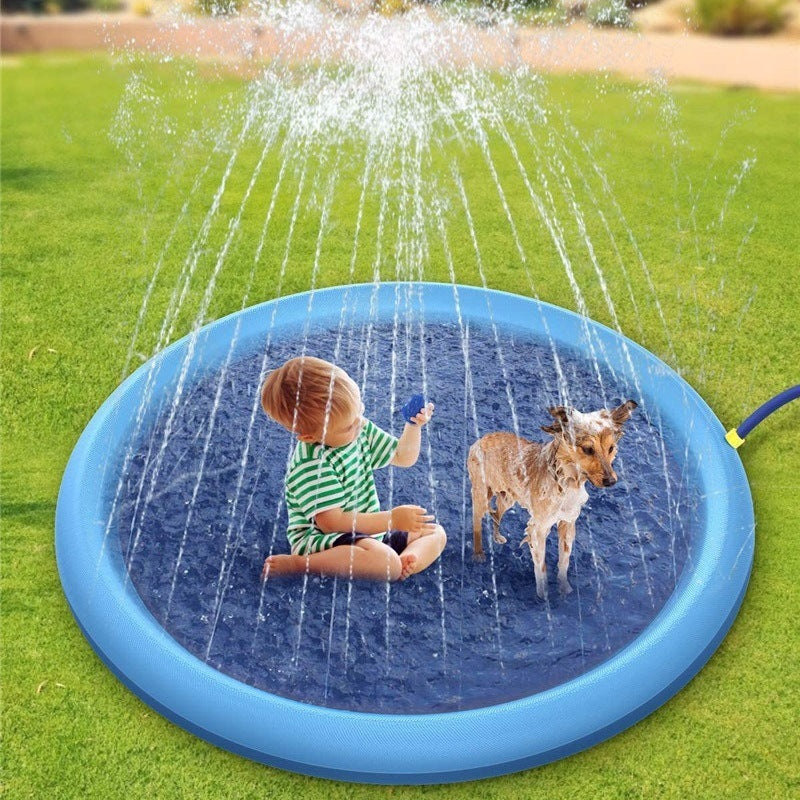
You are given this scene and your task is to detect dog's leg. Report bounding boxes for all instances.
[490,492,510,545]
[557,520,576,595]
[472,494,487,562]
[468,456,488,562]
[525,520,549,600]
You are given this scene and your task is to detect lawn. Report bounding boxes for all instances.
[2,52,799,798]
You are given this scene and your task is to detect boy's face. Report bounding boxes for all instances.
[298,389,365,448]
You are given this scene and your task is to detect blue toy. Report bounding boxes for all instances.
[401,393,430,424]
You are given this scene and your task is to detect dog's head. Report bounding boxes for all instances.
[541,401,638,488]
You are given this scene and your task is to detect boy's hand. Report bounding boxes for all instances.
[390,504,437,535]
[410,402,435,427]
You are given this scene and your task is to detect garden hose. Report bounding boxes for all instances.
[725,384,800,448]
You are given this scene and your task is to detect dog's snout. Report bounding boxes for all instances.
[602,475,617,487]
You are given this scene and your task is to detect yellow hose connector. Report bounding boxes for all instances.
[725,428,745,449]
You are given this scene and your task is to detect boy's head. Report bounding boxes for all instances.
[261,356,364,447]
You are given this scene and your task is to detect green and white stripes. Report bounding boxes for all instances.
[284,419,398,555]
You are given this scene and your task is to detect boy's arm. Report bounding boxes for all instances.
[315,506,435,535]
[315,508,391,535]
[391,403,435,467]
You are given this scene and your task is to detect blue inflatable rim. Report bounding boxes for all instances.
[56,282,754,784]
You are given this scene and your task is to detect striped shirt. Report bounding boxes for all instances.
[284,419,399,555]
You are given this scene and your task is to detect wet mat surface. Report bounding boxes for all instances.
[117,317,698,713]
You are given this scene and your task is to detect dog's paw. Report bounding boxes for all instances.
[536,584,548,601]
[472,550,486,563]
[558,578,573,596]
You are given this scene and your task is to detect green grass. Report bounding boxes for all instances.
[437,0,571,28]
[2,52,799,799]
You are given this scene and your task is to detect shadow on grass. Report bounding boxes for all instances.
[2,500,57,527]
[1,166,57,191]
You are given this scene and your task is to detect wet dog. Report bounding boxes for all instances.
[467,401,637,599]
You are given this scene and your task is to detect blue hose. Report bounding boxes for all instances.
[726,384,800,448]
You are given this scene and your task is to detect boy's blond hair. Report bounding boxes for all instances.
[261,356,360,437]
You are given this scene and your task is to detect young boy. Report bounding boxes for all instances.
[260,355,447,582]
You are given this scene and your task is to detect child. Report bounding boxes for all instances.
[260,355,447,582]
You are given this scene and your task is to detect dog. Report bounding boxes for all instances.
[467,401,637,599]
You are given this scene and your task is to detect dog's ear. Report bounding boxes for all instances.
[610,400,638,427]
[542,406,571,437]
[548,406,571,424]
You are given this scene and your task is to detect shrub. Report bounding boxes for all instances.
[0,0,87,11]
[693,0,788,33]
[191,0,243,15]
[484,0,555,8]
[89,0,124,9]
[586,0,632,25]
[0,0,127,8]
[373,0,412,14]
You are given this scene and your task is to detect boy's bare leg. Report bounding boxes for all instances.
[399,525,447,580]
[262,538,401,582]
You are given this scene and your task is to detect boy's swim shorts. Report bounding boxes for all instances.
[332,530,409,556]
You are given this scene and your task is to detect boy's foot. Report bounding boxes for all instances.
[261,553,305,581]
[399,553,418,581]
